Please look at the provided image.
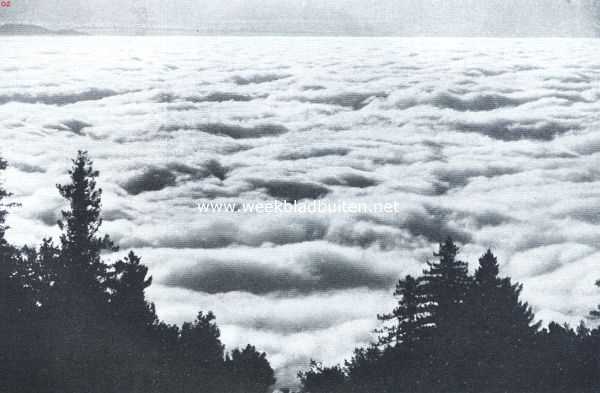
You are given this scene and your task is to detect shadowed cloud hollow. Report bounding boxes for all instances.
[162,250,397,295]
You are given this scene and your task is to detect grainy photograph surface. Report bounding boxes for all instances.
[1,1,600,393]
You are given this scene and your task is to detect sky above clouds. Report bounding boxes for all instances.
[1,0,599,35]
[1,36,600,387]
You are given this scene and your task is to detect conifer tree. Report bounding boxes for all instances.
[344,345,384,393]
[473,250,538,334]
[377,275,431,347]
[51,151,119,393]
[177,311,226,393]
[465,249,539,391]
[0,152,279,393]
[53,151,115,325]
[57,150,115,298]
[419,238,471,390]
[108,251,157,331]
[421,237,470,326]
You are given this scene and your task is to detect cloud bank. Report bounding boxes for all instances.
[1,36,600,386]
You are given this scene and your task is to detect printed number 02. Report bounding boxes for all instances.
[0,1,10,7]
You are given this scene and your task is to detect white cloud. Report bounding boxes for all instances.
[1,36,600,387]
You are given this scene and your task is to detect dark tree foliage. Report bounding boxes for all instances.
[57,151,116,292]
[108,250,157,330]
[462,249,541,392]
[299,240,600,393]
[0,157,37,392]
[421,237,471,328]
[225,344,276,393]
[376,275,431,347]
[180,311,225,367]
[298,361,347,393]
[0,152,275,393]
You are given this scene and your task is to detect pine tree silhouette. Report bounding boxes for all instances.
[0,152,276,393]
[299,239,600,393]
[108,251,157,331]
[419,238,471,390]
[57,150,116,297]
[464,249,540,392]
[421,237,470,327]
[377,275,431,347]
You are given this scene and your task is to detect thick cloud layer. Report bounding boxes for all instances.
[1,36,600,387]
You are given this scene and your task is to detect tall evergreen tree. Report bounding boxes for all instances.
[108,251,157,331]
[377,275,431,347]
[472,250,538,336]
[50,151,119,393]
[464,249,540,392]
[300,241,600,393]
[104,251,159,393]
[421,237,471,326]
[57,150,115,298]
[419,238,472,390]
[0,152,278,393]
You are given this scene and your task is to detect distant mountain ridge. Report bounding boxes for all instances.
[0,23,85,35]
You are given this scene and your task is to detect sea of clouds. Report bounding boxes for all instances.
[1,36,600,386]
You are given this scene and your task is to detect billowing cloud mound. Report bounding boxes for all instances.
[122,167,178,195]
[0,88,120,105]
[160,123,289,139]
[2,37,600,387]
[248,179,330,201]
[162,248,397,294]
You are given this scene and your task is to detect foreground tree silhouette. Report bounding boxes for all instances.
[57,150,115,296]
[463,249,540,392]
[299,240,600,393]
[344,345,387,393]
[0,157,37,392]
[43,151,120,393]
[377,275,431,348]
[421,237,470,328]
[419,238,472,391]
[0,152,275,393]
[108,250,157,331]
[225,344,276,393]
[298,361,346,393]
